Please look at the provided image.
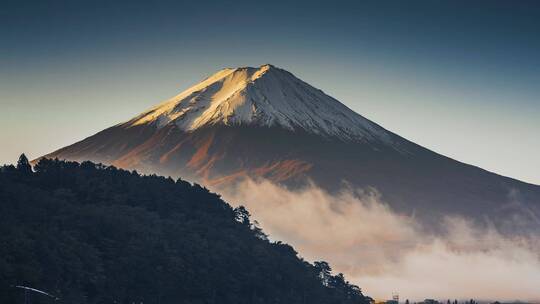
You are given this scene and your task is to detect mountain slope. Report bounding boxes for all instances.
[125,64,398,146]
[0,158,370,304]
[40,64,540,233]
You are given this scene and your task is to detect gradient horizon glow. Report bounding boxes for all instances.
[1,0,539,185]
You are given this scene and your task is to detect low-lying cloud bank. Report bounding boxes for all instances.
[217,179,540,302]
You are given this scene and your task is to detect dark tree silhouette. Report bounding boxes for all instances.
[16,153,32,174]
[314,261,332,286]
[0,157,371,304]
[234,205,251,225]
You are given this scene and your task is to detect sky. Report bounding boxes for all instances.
[1,0,539,186]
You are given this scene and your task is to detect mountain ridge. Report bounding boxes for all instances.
[122,64,403,149]
[38,64,540,234]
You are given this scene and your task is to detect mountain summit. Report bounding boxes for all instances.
[125,64,394,145]
[40,64,540,233]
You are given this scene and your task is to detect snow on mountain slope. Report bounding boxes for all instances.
[125,64,395,145]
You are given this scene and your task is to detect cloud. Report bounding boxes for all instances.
[217,179,540,302]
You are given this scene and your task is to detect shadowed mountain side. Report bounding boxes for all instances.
[38,64,540,235]
[40,123,540,234]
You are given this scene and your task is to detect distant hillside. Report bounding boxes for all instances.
[0,155,370,304]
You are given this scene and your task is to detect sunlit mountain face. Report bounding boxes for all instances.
[39,64,540,235]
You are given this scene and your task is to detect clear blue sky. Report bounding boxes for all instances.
[1,0,539,184]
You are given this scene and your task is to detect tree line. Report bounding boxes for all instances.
[0,154,372,304]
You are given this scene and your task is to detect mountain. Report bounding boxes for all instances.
[40,64,540,233]
[0,157,370,304]
[125,64,399,145]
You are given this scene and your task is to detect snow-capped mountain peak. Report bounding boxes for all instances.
[125,64,393,143]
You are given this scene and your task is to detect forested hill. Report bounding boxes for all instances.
[0,155,371,304]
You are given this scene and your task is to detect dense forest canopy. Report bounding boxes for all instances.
[0,155,371,304]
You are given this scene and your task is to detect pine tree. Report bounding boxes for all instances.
[16,153,32,174]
